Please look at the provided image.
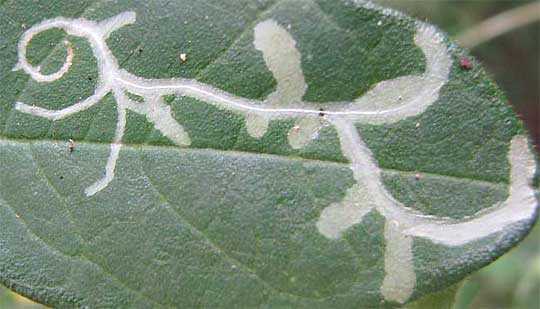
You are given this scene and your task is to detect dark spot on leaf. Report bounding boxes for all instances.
[459,56,473,69]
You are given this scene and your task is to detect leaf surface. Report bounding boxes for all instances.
[0,0,537,308]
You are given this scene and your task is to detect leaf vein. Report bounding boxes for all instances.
[25,143,169,308]
[138,148,327,302]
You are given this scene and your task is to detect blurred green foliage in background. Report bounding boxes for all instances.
[0,284,45,309]
[0,0,538,308]
[454,224,539,309]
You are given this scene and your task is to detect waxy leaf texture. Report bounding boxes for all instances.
[0,0,537,308]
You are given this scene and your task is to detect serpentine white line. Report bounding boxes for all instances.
[9,10,538,305]
[322,118,537,303]
[381,220,415,304]
[11,12,448,198]
[405,136,538,246]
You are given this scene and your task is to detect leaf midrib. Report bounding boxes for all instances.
[0,136,509,187]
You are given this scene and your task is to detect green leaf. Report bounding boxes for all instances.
[408,282,461,309]
[0,0,537,308]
